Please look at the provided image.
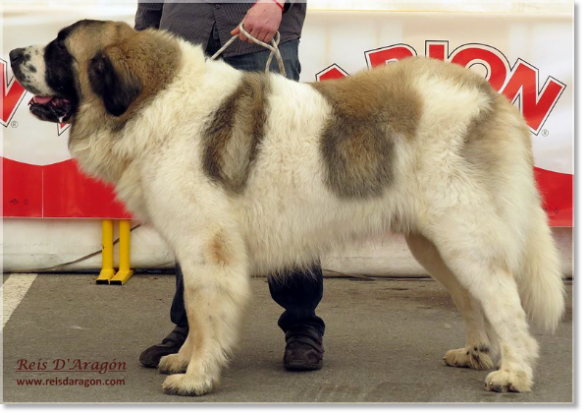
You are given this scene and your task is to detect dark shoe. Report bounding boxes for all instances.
[139,325,188,368]
[283,326,324,371]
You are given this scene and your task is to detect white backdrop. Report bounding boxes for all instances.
[1,4,574,276]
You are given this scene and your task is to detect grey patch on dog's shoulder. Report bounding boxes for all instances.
[311,65,423,199]
[202,73,270,193]
[319,111,394,199]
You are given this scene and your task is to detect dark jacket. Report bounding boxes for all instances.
[135,1,306,58]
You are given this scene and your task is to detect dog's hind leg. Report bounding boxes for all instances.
[405,233,497,370]
[161,225,251,396]
[424,209,539,393]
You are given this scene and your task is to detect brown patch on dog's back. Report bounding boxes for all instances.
[311,62,423,198]
[202,73,270,193]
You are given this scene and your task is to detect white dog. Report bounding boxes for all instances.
[10,19,565,396]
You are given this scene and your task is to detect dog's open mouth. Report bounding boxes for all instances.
[28,95,72,123]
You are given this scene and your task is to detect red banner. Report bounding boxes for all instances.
[2,157,131,218]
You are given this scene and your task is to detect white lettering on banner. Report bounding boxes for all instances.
[317,41,566,136]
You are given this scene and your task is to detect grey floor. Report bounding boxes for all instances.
[2,274,573,403]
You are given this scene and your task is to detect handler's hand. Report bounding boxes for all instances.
[231,1,283,44]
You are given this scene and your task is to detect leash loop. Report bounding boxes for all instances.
[209,22,287,77]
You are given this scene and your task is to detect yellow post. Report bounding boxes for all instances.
[96,219,115,284]
[111,219,134,285]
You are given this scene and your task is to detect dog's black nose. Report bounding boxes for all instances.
[9,48,26,63]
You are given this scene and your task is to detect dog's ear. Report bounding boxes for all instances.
[88,48,141,116]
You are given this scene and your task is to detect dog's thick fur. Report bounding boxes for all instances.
[11,20,565,396]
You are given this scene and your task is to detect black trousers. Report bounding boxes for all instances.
[171,264,325,336]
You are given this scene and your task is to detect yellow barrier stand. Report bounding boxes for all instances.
[110,220,134,285]
[96,219,115,284]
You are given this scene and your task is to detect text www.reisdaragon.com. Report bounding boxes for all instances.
[15,377,126,387]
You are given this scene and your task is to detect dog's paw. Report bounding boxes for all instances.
[158,353,189,375]
[162,373,215,396]
[443,344,494,370]
[484,369,532,393]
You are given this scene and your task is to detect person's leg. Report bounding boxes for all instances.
[170,263,189,327]
[268,265,325,370]
[139,264,189,368]
[269,265,325,335]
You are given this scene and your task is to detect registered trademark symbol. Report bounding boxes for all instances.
[541,129,549,137]
[10,121,18,128]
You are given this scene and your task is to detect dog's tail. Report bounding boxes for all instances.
[515,204,566,333]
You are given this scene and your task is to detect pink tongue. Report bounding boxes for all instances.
[35,96,53,104]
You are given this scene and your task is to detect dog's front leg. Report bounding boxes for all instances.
[161,225,251,396]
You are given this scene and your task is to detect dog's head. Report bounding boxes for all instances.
[10,20,179,125]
